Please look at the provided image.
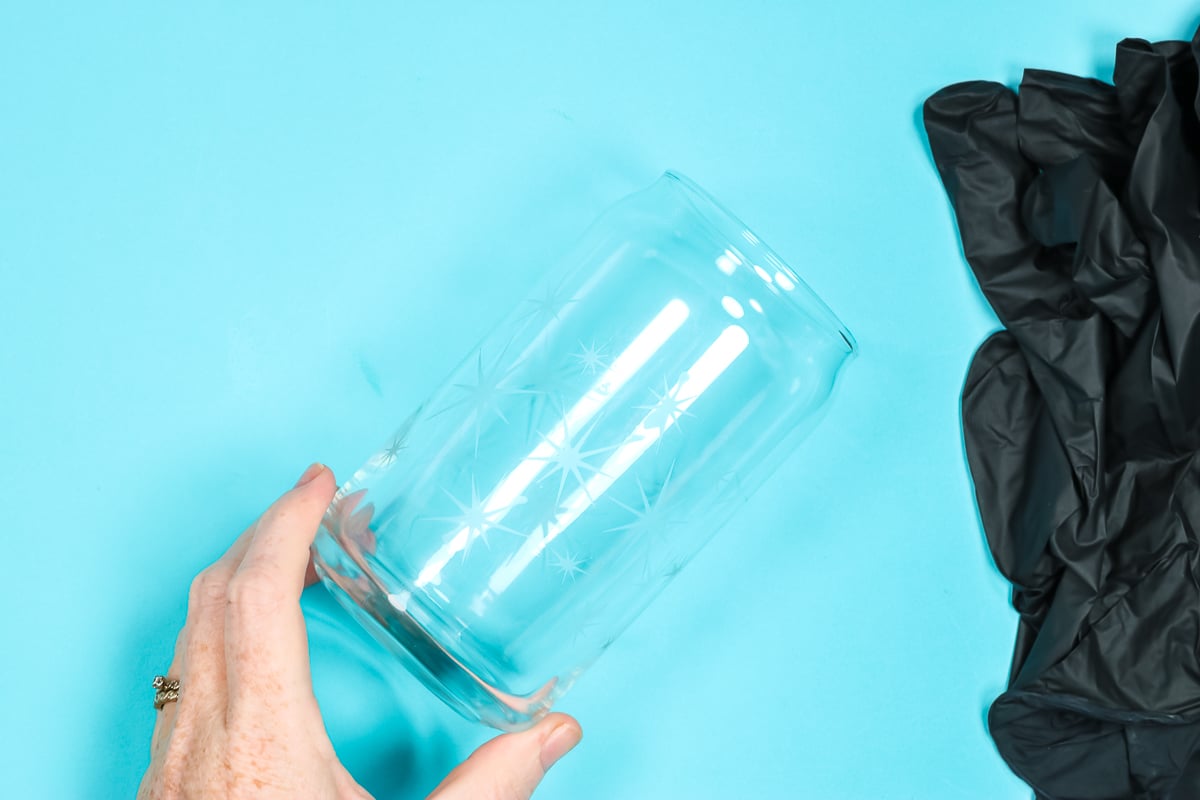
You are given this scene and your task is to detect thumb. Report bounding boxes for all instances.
[427,714,582,800]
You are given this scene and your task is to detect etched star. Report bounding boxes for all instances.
[528,495,570,542]
[449,352,515,423]
[607,462,681,539]
[370,412,420,468]
[378,432,408,465]
[520,282,579,323]
[533,415,621,502]
[548,547,587,582]
[511,348,571,443]
[636,378,696,434]
[572,340,611,376]
[429,479,527,559]
[434,347,539,451]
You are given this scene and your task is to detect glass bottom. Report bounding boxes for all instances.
[311,530,556,731]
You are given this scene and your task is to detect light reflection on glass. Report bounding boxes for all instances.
[484,324,751,595]
[414,299,692,589]
[715,247,742,276]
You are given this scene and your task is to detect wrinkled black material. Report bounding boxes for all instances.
[925,28,1200,800]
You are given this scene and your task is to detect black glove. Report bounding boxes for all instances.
[925,30,1200,800]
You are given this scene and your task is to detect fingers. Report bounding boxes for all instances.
[235,462,333,595]
[149,462,336,792]
[224,464,337,710]
[427,714,582,800]
[150,626,190,759]
[173,464,330,695]
[171,523,259,680]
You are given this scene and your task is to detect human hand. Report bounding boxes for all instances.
[138,463,582,799]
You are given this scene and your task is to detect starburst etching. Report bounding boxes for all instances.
[368,411,421,468]
[636,377,696,435]
[445,351,518,423]
[433,346,540,452]
[607,462,682,540]
[511,346,573,443]
[533,414,621,502]
[428,479,527,559]
[572,340,611,376]
[520,281,580,324]
[377,432,408,465]
[526,494,569,543]
[548,547,587,582]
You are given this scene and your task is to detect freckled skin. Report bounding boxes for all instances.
[138,465,578,800]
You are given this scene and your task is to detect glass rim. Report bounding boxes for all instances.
[661,170,858,356]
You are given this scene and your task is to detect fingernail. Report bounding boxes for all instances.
[294,462,325,488]
[539,721,581,771]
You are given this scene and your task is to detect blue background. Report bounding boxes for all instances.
[2,3,1195,798]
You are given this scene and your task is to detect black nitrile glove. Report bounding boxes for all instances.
[925,31,1200,800]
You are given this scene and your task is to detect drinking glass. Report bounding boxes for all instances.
[313,171,856,730]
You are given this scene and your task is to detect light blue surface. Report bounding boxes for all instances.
[1,3,1194,798]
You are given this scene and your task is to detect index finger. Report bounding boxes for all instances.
[223,464,337,709]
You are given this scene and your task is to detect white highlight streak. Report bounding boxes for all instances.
[485,324,750,594]
[414,299,691,588]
